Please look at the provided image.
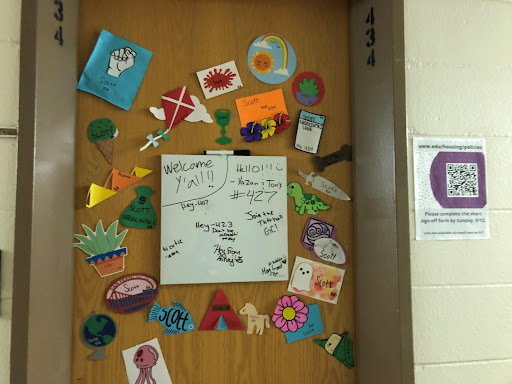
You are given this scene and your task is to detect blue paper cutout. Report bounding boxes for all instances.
[284,304,324,343]
[247,33,297,85]
[146,134,159,147]
[216,315,229,331]
[78,30,152,110]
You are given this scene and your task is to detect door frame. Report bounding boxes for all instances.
[11,0,413,383]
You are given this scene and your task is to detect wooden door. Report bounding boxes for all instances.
[72,1,354,383]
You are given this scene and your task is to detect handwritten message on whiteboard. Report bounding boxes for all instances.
[160,155,288,285]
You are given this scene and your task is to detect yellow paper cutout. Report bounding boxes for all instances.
[86,184,117,208]
[131,167,153,178]
[86,167,153,208]
[235,89,288,127]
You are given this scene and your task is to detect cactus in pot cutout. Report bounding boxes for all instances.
[74,220,128,277]
[292,72,325,106]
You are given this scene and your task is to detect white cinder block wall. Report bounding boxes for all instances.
[0,0,20,383]
[405,0,512,383]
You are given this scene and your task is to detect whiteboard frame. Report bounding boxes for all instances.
[10,0,414,383]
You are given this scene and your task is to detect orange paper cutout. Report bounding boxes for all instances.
[235,89,288,127]
[104,170,142,192]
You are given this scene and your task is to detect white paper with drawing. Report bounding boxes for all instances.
[161,155,288,284]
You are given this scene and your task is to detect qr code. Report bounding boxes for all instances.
[446,163,479,197]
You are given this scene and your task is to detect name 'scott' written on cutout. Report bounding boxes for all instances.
[160,155,288,285]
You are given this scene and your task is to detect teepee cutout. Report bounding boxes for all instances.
[199,289,243,331]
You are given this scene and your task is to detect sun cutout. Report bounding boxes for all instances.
[251,51,274,74]
[203,68,237,93]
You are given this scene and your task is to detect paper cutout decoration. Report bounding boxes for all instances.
[215,109,232,145]
[199,289,243,331]
[77,30,152,110]
[285,304,324,343]
[292,72,325,106]
[302,217,347,265]
[123,338,172,384]
[239,303,270,335]
[287,182,330,215]
[74,220,128,277]
[197,60,243,99]
[88,118,118,165]
[86,167,152,208]
[314,332,354,369]
[295,110,326,154]
[272,295,309,333]
[150,94,213,124]
[149,301,195,335]
[79,312,116,360]
[288,256,346,304]
[86,183,117,208]
[314,144,353,172]
[247,33,297,84]
[120,186,157,229]
[235,89,288,128]
[105,274,158,314]
[141,87,195,151]
[298,170,350,201]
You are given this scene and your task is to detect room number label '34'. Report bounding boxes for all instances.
[53,0,64,46]
[365,6,375,66]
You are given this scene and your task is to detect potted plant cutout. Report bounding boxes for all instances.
[74,220,128,277]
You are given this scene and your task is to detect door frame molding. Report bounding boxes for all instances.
[11,0,413,383]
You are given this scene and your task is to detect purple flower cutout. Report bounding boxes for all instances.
[240,122,262,142]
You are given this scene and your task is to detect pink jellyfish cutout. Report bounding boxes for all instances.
[133,344,159,384]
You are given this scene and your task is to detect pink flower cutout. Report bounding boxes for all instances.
[272,295,309,333]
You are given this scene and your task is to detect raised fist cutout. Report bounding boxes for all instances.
[107,47,137,77]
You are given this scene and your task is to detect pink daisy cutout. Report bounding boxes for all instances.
[272,295,309,333]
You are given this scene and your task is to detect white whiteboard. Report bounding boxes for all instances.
[160,155,288,285]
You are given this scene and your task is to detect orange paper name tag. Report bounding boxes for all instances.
[235,89,288,127]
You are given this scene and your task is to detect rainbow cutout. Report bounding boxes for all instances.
[259,34,289,72]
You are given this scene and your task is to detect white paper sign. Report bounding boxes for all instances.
[295,110,325,154]
[196,60,243,99]
[413,137,489,240]
[122,338,172,384]
[160,155,288,284]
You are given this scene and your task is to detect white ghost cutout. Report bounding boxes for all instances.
[291,262,313,292]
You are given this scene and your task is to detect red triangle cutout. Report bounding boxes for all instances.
[199,289,243,331]
[161,87,195,132]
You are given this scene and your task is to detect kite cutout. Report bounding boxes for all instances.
[199,289,243,331]
[141,86,195,151]
[74,220,128,278]
[150,95,213,124]
[86,167,152,208]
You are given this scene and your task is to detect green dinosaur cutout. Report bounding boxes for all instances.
[287,182,330,215]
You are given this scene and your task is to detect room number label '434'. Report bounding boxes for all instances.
[53,0,64,46]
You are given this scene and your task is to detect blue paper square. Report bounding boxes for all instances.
[78,30,152,110]
[284,304,324,343]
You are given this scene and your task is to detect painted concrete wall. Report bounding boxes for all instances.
[0,0,20,382]
[405,0,512,383]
